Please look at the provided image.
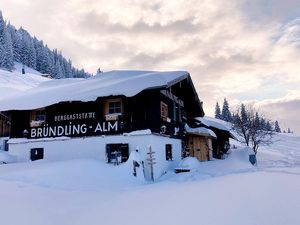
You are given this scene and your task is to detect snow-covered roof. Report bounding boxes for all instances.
[196,116,232,132]
[185,124,217,138]
[0,70,189,111]
[195,116,237,139]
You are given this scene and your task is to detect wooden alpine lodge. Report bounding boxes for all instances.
[0,70,234,178]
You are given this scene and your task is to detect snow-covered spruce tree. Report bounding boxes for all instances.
[214,102,222,119]
[0,11,14,71]
[221,98,232,122]
[34,38,52,74]
[18,27,37,69]
[275,120,281,133]
[7,23,21,62]
[64,59,73,78]
[232,104,274,154]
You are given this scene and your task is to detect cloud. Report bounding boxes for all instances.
[256,97,300,134]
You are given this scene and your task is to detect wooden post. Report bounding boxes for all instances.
[147,145,156,182]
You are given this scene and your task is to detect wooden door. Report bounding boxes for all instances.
[188,136,209,161]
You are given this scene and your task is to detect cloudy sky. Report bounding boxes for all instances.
[1,0,300,133]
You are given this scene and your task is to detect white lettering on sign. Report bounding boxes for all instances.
[94,121,118,133]
[30,121,119,138]
[160,90,184,107]
[31,128,36,137]
[54,112,96,122]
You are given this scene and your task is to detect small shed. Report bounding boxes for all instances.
[194,117,237,159]
[184,125,217,161]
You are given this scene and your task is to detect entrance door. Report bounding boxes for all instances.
[188,136,209,161]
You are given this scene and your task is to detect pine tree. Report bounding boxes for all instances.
[221,98,232,122]
[260,118,266,130]
[265,121,272,131]
[7,23,21,62]
[53,60,64,79]
[254,112,260,129]
[240,104,248,125]
[0,12,91,78]
[214,102,222,119]
[274,121,281,133]
[96,68,102,74]
[0,11,14,71]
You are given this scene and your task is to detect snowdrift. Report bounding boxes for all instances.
[0,66,49,100]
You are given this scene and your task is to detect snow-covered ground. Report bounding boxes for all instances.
[13,62,43,76]
[0,133,299,225]
[0,65,49,100]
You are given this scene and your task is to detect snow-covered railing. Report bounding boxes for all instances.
[105,113,122,121]
[30,120,45,127]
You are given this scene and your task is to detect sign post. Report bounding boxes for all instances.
[147,145,156,182]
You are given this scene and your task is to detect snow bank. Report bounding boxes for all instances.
[176,157,200,171]
[8,137,71,144]
[0,151,17,164]
[0,159,144,191]
[124,129,152,136]
[0,67,49,100]
[0,70,189,111]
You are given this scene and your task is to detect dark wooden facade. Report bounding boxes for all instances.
[210,128,231,159]
[6,77,204,139]
[0,112,10,137]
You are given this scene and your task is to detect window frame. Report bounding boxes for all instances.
[104,98,123,116]
[160,101,168,121]
[30,108,46,127]
[30,148,44,161]
[165,144,173,161]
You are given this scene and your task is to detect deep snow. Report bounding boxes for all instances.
[0,133,299,225]
[0,66,48,100]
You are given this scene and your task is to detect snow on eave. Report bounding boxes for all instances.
[0,70,190,111]
[185,124,217,138]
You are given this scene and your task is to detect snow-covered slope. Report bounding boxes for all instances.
[0,67,49,100]
[13,62,43,76]
[0,133,299,225]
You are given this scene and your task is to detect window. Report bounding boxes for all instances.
[161,101,168,121]
[30,148,44,161]
[106,144,129,164]
[104,99,123,115]
[35,110,46,121]
[166,144,173,161]
[109,101,122,114]
[30,109,46,127]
